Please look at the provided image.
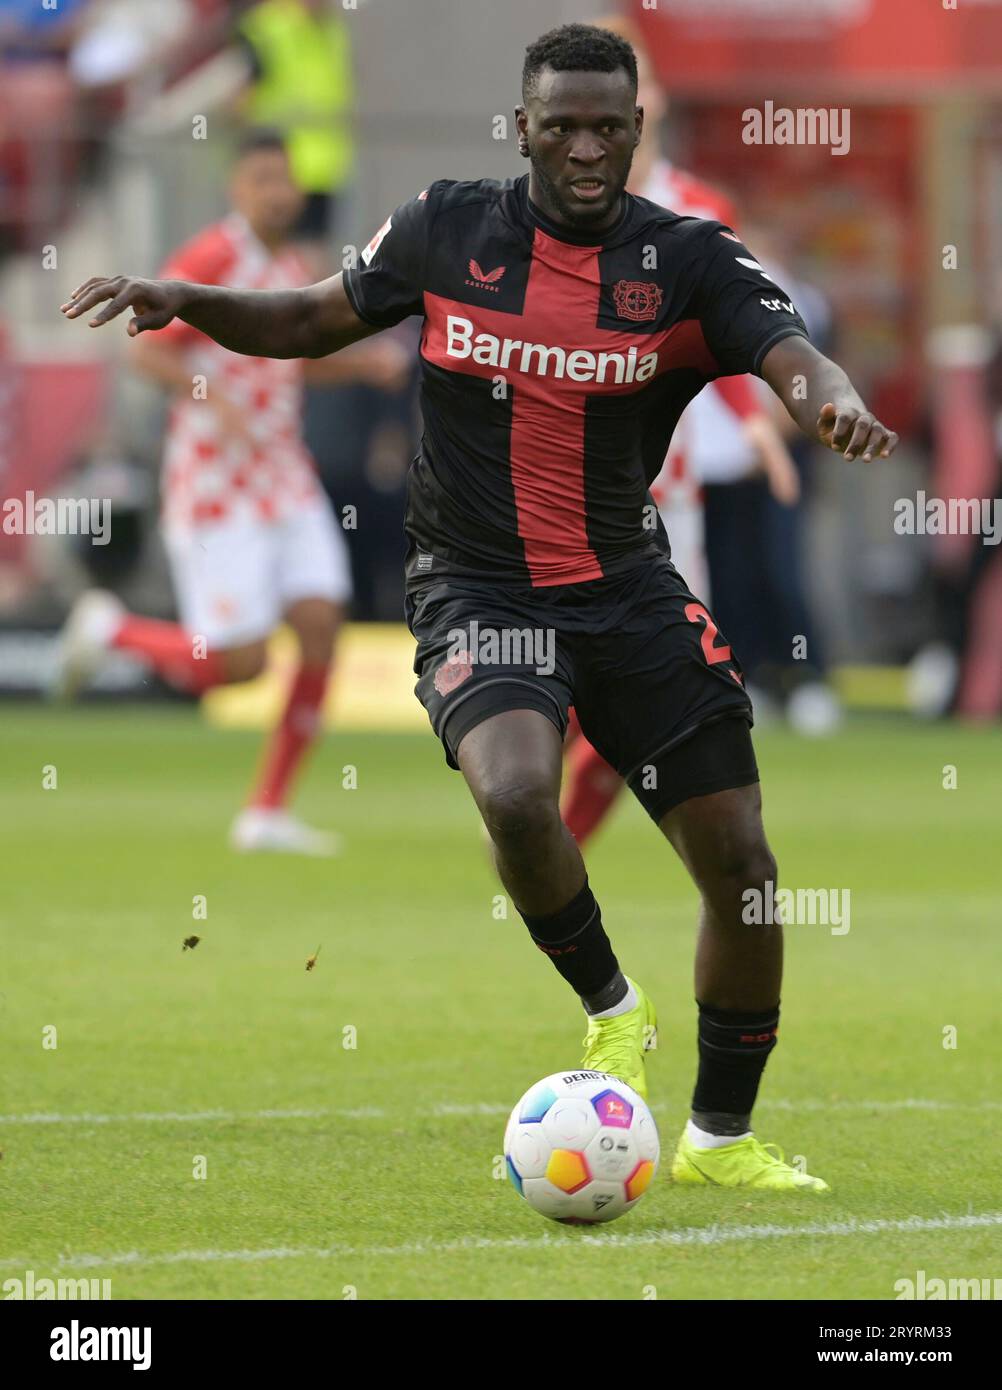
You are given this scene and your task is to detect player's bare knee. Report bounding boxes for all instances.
[480,778,561,850]
[222,642,268,684]
[715,837,776,894]
[700,838,778,928]
[746,844,779,905]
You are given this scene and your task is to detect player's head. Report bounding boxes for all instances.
[516,23,641,231]
[229,130,304,245]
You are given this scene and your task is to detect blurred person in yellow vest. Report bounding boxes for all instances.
[234,0,354,251]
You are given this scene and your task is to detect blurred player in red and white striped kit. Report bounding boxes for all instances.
[561,18,800,846]
[55,130,409,854]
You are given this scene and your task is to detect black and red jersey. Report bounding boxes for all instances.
[343,175,808,590]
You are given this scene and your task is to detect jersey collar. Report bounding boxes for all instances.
[517,174,632,249]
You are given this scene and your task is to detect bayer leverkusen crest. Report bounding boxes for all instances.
[612,280,663,323]
[433,651,474,696]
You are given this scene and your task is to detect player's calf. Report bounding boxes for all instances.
[667,791,783,1139]
[661,780,782,1012]
[458,707,657,1093]
[655,753,817,1178]
[285,596,343,668]
[459,712,620,1001]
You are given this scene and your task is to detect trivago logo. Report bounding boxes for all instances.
[445,315,660,384]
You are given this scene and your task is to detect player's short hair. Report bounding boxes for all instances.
[522,23,638,102]
[234,127,288,163]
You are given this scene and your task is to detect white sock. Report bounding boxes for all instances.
[589,980,638,1019]
[686,1119,752,1150]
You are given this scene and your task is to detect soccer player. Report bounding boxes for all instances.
[62,26,898,1190]
[55,130,408,855]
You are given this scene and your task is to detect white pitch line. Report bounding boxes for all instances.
[0,1106,388,1125]
[0,1098,999,1126]
[4,1212,1001,1273]
[764,1098,1002,1113]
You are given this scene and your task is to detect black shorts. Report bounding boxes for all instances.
[405,555,758,820]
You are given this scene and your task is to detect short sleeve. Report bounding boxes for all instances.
[690,224,810,377]
[156,225,237,349]
[343,188,435,329]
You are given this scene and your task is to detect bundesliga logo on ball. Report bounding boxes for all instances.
[504,1070,660,1224]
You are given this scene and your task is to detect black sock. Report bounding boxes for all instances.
[691,1001,779,1135]
[520,881,623,1007]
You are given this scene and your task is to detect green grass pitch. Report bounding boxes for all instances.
[1,705,999,1300]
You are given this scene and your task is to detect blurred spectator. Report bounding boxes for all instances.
[233,0,354,250]
[231,4,378,614]
[67,0,194,90]
[0,0,222,254]
[306,346,419,621]
[0,0,87,253]
[911,322,1002,722]
[701,235,839,730]
[0,0,89,60]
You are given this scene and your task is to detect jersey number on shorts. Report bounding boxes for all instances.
[684,602,732,666]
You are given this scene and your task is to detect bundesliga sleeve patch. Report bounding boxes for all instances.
[734,256,775,282]
[717,231,776,283]
[362,216,393,266]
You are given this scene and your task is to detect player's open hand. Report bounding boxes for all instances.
[817,401,898,462]
[60,276,187,335]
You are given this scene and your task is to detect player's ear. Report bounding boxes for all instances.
[515,107,530,158]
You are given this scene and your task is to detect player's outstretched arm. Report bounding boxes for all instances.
[760,335,899,462]
[60,271,381,360]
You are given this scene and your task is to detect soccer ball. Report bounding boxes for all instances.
[504,1070,660,1224]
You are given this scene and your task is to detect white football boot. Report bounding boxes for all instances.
[787,681,843,738]
[49,589,124,699]
[229,807,341,857]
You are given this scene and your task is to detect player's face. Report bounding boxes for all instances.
[230,149,304,244]
[517,68,642,231]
